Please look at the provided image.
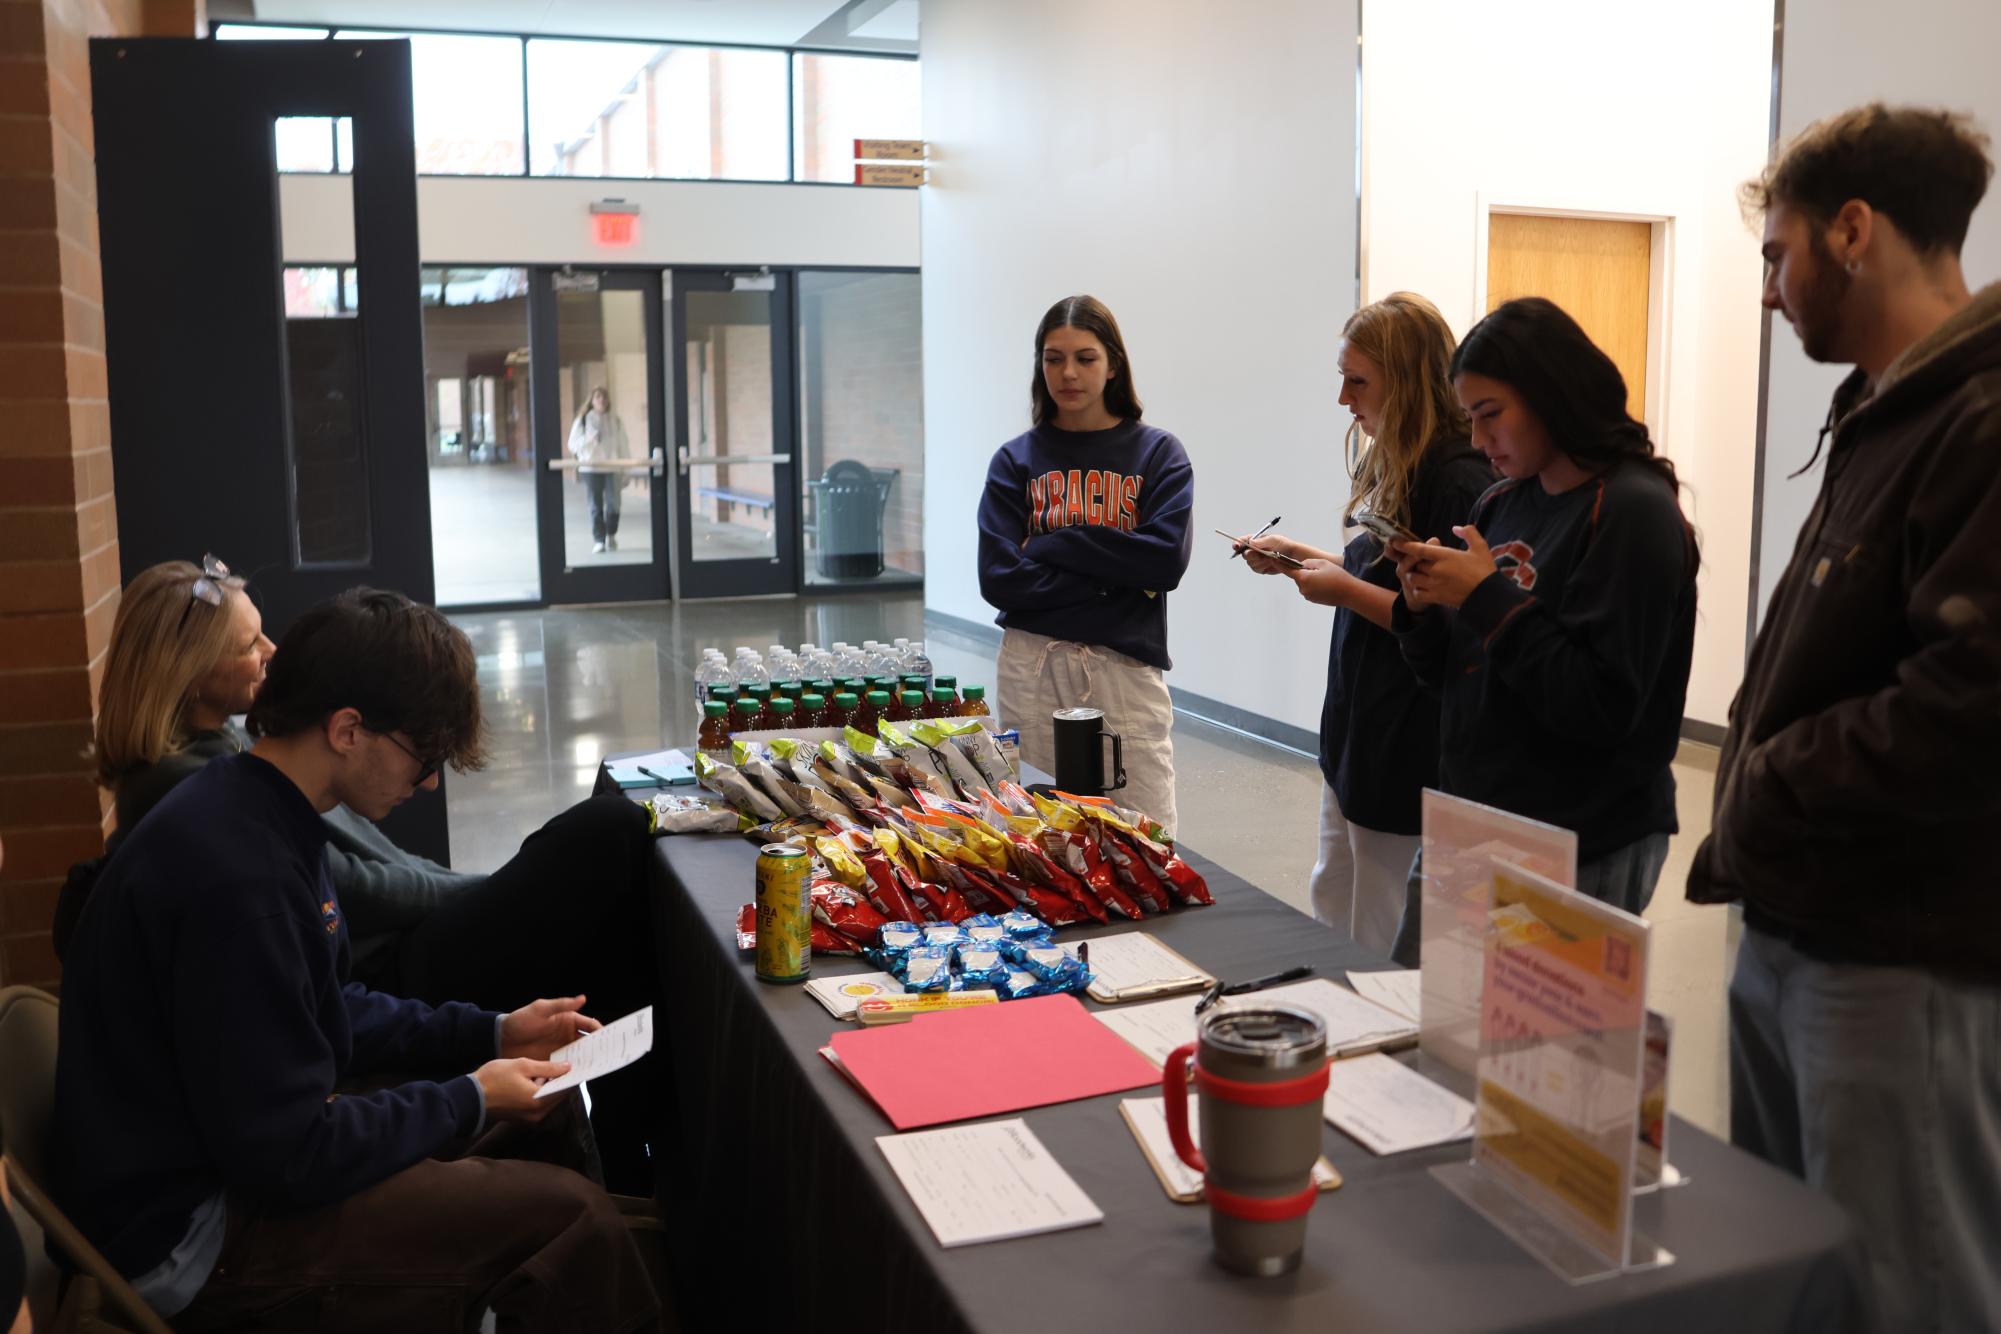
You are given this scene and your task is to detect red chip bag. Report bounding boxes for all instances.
[1153,852,1213,906]
[812,922,860,955]
[858,846,928,923]
[735,904,757,951]
[1096,826,1170,914]
[811,880,890,948]
[1002,830,1108,922]
[1037,825,1143,920]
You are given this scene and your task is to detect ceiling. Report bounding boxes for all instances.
[227,0,919,49]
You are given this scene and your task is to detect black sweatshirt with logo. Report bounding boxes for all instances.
[1391,462,1697,862]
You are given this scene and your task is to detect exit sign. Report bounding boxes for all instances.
[595,212,636,245]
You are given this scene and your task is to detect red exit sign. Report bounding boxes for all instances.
[595,212,636,246]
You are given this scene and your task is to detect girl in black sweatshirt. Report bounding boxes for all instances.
[1240,292,1492,953]
[1391,298,1698,920]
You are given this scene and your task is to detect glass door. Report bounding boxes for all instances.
[533,267,670,603]
[670,271,800,597]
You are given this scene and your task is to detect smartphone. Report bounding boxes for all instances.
[1213,528,1307,569]
[1352,511,1420,547]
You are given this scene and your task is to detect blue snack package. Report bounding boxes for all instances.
[961,913,1005,945]
[902,945,958,993]
[868,921,924,974]
[998,968,1044,1001]
[999,910,1046,941]
[956,945,1010,990]
[922,923,969,951]
[1019,943,1088,991]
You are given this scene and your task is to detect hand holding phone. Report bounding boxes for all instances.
[1353,511,1420,547]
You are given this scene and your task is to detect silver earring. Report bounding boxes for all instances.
[1846,260,1860,275]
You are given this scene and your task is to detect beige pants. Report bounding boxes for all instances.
[996,627,1178,838]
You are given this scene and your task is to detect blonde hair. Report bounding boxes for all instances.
[1340,291,1470,529]
[93,561,248,788]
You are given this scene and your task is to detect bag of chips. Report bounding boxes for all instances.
[811,879,889,951]
[635,791,740,835]
[817,832,926,923]
[696,751,783,823]
[1029,791,1145,918]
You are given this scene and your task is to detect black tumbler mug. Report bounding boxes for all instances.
[1051,706,1126,797]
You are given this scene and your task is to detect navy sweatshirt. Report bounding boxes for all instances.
[1321,439,1495,833]
[1391,462,1697,862]
[977,420,1195,670]
[53,753,496,1281]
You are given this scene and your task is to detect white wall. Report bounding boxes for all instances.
[280,174,921,267]
[918,0,1361,736]
[1363,0,1775,729]
[1755,0,2001,620]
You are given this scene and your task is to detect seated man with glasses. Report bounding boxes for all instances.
[53,587,662,1332]
[67,560,661,1196]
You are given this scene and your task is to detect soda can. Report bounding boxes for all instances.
[755,844,813,984]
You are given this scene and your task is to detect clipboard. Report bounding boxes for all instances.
[1119,1097,1342,1203]
[1082,933,1216,1004]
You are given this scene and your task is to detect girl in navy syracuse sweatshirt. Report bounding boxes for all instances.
[1391,298,1698,925]
[977,295,1194,834]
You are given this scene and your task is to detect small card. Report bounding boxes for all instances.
[805,971,901,1020]
[1081,932,1214,1003]
[535,1006,653,1098]
[1120,1097,1341,1203]
[877,1118,1103,1247]
[1322,1052,1474,1155]
[1347,968,1422,1025]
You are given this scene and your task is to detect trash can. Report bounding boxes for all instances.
[817,458,887,579]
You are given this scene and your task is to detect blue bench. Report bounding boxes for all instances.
[696,486,775,520]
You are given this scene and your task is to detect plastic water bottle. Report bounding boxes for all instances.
[833,642,866,675]
[907,639,934,687]
[697,653,734,714]
[735,650,769,688]
[892,637,912,671]
[864,641,899,675]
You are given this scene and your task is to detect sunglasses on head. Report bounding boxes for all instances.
[177,553,234,633]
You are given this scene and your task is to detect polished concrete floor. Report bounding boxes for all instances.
[446,592,1738,1139]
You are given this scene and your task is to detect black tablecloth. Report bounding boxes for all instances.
[642,831,1864,1334]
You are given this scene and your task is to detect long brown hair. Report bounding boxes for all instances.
[1341,291,1469,529]
[93,561,248,787]
[1030,295,1144,426]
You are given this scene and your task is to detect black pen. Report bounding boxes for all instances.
[1230,515,1282,561]
[1220,964,1315,995]
[637,766,673,785]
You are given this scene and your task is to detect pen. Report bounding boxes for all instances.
[1220,963,1315,995]
[1230,515,1282,561]
[638,766,672,784]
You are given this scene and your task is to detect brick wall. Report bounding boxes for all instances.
[0,0,199,990]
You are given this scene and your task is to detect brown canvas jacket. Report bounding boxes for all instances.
[1689,282,2001,973]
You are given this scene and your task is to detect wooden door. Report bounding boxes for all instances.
[1486,213,1652,419]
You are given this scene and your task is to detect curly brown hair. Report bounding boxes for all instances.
[245,587,488,772]
[1742,103,1993,256]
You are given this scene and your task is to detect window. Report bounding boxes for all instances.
[281,267,370,565]
[214,23,329,40]
[284,266,358,317]
[527,39,660,178]
[274,117,342,174]
[797,271,923,583]
[792,53,921,183]
[335,31,526,174]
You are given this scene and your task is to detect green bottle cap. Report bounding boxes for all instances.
[709,683,738,700]
[931,687,955,704]
[704,700,728,717]
[843,677,867,690]
[773,680,801,696]
[734,698,761,717]
[865,690,892,706]
[961,684,986,702]
[934,675,958,691]
[800,693,825,708]
[901,690,925,707]
[746,683,770,700]
[833,692,859,708]
[810,679,837,692]
[770,697,795,715]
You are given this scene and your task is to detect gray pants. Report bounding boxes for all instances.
[1389,831,1670,966]
[1731,925,2001,1334]
[584,472,622,542]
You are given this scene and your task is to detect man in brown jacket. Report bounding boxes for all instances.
[1691,104,2000,1332]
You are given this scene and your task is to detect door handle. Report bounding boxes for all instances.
[677,448,793,472]
[545,457,657,473]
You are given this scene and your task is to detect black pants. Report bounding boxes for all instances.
[394,795,662,1197]
[584,473,622,542]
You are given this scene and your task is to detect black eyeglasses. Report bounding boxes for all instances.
[370,729,442,787]
[176,553,233,633]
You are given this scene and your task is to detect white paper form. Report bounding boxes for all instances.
[876,1118,1103,1247]
[1081,932,1213,1002]
[535,1006,654,1098]
[1323,1052,1474,1155]
[1347,968,1422,1025]
[1095,977,1416,1069]
[1121,1097,1340,1199]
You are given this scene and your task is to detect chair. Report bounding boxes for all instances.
[0,986,169,1334]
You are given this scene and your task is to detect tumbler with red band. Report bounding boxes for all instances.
[1162,1005,1329,1276]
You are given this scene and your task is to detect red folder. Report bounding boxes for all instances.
[824,993,1160,1130]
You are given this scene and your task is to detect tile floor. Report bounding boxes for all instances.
[446,593,1739,1138]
